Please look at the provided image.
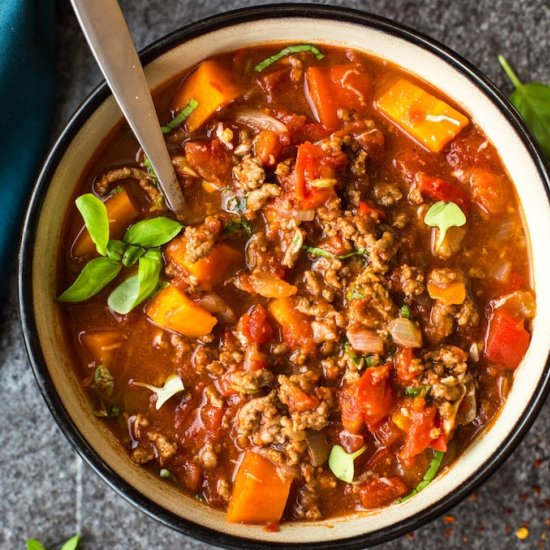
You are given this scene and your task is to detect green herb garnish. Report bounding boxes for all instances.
[133,374,185,410]
[59,196,183,313]
[365,355,378,368]
[400,305,411,319]
[75,194,109,256]
[143,156,159,185]
[224,218,253,236]
[424,201,466,248]
[254,44,324,72]
[107,249,163,315]
[303,245,367,260]
[498,56,550,158]
[161,98,199,134]
[58,257,121,302]
[404,385,431,398]
[160,468,172,479]
[400,451,445,502]
[328,445,367,483]
[27,534,81,550]
[93,365,114,399]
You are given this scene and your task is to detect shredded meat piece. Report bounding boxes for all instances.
[147,432,178,463]
[235,390,307,465]
[183,216,222,263]
[246,183,281,213]
[373,182,403,207]
[233,156,266,191]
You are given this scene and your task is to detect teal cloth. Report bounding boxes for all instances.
[0,1,55,277]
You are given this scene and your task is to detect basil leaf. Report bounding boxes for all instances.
[328,444,367,483]
[161,98,199,134]
[133,374,185,410]
[400,451,445,502]
[303,245,367,260]
[26,540,46,550]
[121,245,146,267]
[75,194,109,256]
[499,56,550,158]
[123,217,182,248]
[60,534,81,550]
[254,44,324,72]
[58,257,121,302]
[224,218,252,235]
[106,239,126,261]
[404,385,431,398]
[107,249,162,314]
[424,201,466,248]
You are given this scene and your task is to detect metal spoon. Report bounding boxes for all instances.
[70,0,185,215]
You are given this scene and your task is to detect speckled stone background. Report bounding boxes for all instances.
[1,0,549,548]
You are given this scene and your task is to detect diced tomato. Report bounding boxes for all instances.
[237,304,274,345]
[339,430,365,453]
[293,142,347,208]
[375,418,404,449]
[430,433,448,452]
[254,130,282,167]
[467,168,510,215]
[358,200,384,221]
[339,383,364,434]
[507,272,524,293]
[416,173,471,213]
[293,122,332,143]
[484,308,530,370]
[306,64,372,130]
[184,139,233,186]
[200,404,224,441]
[357,476,409,509]
[393,347,419,383]
[283,384,320,413]
[243,344,268,372]
[357,364,394,432]
[400,404,437,460]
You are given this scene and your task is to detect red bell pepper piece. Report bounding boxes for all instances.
[416,173,471,213]
[400,404,437,460]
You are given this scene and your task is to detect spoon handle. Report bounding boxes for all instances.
[70,0,185,214]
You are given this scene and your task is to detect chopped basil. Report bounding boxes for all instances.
[254,44,324,72]
[108,249,162,315]
[404,385,431,398]
[58,257,121,302]
[26,540,46,550]
[400,304,411,319]
[224,218,252,235]
[399,451,445,502]
[303,245,367,260]
[26,534,81,550]
[346,285,366,301]
[123,217,183,248]
[424,201,466,248]
[75,193,109,256]
[365,355,378,368]
[328,445,367,483]
[161,98,199,134]
[143,155,159,185]
[133,374,185,410]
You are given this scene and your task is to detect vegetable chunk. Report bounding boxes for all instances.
[173,60,242,132]
[72,189,138,258]
[146,286,217,337]
[81,330,122,365]
[376,79,469,152]
[484,309,530,369]
[227,452,292,524]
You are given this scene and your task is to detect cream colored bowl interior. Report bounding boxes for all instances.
[31,16,550,545]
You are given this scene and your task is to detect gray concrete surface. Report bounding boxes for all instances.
[1,0,549,548]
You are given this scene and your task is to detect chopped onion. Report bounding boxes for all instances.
[306,430,330,466]
[309,178,337,189]
[274,206,315,221]
[496,217,516,242]
[346,328,385,354]
[491,261,512,283]
[277,462,301,481]
[459,380,477,426]
[388,318,423,348]
[233,107,288,133]
[249,272,297,298]
[469,342,480,362]
[197,293,235,323]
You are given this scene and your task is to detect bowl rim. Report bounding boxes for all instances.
[18,3,550,549]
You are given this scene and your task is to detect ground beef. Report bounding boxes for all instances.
[147,432,178,464]
[373,182,403,207]
[397,264,425,297]
[230,369,275,395]
[246,183,281,213]
[233,156,266,191]
[183,216,222,263]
